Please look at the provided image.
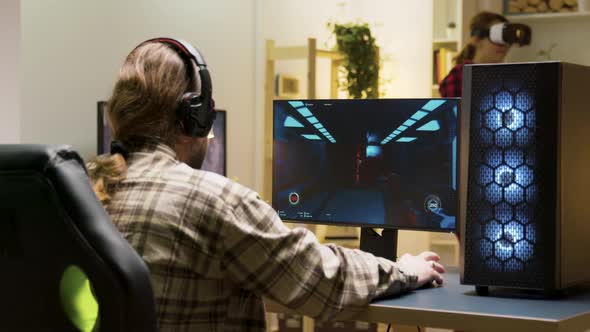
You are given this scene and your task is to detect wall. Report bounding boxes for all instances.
[0,0,21,143]
[507,18,590,67]
[257,0,434,254]
[21,0,257,187]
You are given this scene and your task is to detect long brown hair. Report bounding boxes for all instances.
[455,11,508,65]
[88,42,199,203]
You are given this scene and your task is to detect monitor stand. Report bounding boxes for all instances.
[359,228,398,262]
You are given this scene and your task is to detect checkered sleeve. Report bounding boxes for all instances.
[221,189,418,321]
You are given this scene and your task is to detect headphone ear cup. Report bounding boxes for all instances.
[178,92,215,137]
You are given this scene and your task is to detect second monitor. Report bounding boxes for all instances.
[273,98,458,232]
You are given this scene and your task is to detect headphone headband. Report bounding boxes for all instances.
[142,37,207,67]
[135,37,215,137]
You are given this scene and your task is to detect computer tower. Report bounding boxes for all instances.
[459,62,590,294]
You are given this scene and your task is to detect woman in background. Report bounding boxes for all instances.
[439,11,511,98]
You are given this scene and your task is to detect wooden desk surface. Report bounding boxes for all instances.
[266,272,590,332]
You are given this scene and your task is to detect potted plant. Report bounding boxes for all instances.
[328,22,380,99]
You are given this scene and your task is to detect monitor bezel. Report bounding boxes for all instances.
[271,97,460,233]
[206,109,228,177]
[97,101,109,155]
[97,102,228,177]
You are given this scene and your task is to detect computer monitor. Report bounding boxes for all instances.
[201,110,227,176]
[273,99,458,236]
[97,102,227,176]
[97,101,111,155]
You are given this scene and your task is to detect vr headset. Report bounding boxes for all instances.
[471,22,532,46]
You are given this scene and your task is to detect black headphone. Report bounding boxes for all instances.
[139,37,216,137]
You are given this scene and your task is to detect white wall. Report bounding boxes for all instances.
[21,0,257,187]
[0,0,21,143]
[507,18,590,67]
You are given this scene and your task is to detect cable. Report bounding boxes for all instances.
[417,326,422,332]
[386,323,391,332]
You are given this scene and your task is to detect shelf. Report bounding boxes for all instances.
[430,239,458,246]
[433,39,459,51]
[506,11,590,21]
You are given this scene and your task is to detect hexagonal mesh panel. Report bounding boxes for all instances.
[464,63,558,289]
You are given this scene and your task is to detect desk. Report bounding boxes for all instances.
[266,272,590,332]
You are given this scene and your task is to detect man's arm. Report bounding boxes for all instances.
[220,191,418,321]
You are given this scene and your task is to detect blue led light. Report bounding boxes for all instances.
[367,133,378,144]
[481,94,494,111]
[486,258,502,272]
[301,134,322,140]
[485,110,502,130]
[319,128,328,133]
[505,221,524,242]
[480,203,494,222]
[398,125,408,131]
[495,239,514,261]
[495,128,513,148]
[422,100,446,111]
[478,85,536,272]
[515,91,534,111]
[525,224,536,242]
[411,110,428,120]
[417,120,440,131]
[506,259,524,272]
[505,148,524,168]
[297,107,312,117]
[396,137,417,143]
[505,184,524,205]
[495,203,513,224]
[479,165,494,185]
[394,130,401,134]
[505,109,525,131]
[495,91,513,111]
[481,129,494,146]
[313,123,323,129]
[480,239,494,258]
[495,165,514,186]
[515,240,534,261]
[284,116,304,128]
[288,101,304,108]
[525,111,536,129]
[486,183,502,204]
[485,221,503,241]
[307,116,319,124]
[366,145,382,158]
[515,165,533,187]
[486,147,503,167]
[403,119,417,127]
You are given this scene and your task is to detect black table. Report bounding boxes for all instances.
[266,272,590,331]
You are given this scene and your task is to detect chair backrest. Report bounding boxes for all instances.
[0,145,157,332]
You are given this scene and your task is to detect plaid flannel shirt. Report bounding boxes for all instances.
[106,143,417,332]
[439,60,473,98]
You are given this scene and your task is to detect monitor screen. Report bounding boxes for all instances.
[272,99,458,231]
[97,102,227,177]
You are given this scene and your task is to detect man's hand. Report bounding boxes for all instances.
[398,251,445,289]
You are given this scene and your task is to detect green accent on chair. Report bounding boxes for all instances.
[59,265,99,332]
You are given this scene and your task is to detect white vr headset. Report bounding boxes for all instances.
[471,22,532,46]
